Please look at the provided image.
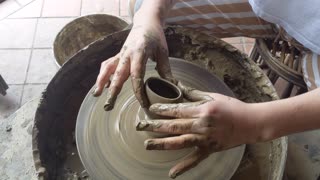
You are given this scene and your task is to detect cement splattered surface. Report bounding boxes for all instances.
[0,98,39,180]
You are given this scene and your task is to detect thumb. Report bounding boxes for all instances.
[149,100,209,118]
[155,48,178,85]
[177,82,213,102]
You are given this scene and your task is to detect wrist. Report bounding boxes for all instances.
[133,12,164,27]
[248,103,277,143]
[133,0,175,27]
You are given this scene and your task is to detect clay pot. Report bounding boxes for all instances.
[144,77,183,119]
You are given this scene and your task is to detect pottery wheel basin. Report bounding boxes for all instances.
[32,27,287,180]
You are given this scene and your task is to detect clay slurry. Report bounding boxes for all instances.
[148,78,179,99]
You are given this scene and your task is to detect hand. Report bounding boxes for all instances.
[136,91,261,179]
[93,15,174,110]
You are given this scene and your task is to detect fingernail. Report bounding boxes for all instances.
[104,103,114,111]
[144,139,165,150]
[136,120,150,131]
[149,104,166,113]
[144,139,160,150]
[92,88,98,96]
[169,171,180,179]
[104,95,116,111]
[203,95,213,101]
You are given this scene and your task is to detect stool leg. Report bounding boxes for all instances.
[258,59,268,69]
[250,44,259,62]
[281,83,294,99]
[266,69,271,76]
[250,44,268,69]
[0,75,9,96]
[295,87,307,96]
[268,71,279,84]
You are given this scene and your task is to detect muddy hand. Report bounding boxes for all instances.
[93,16,170,110]
[136,92,260,179]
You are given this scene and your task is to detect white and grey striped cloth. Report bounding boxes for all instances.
[130,0,320,90]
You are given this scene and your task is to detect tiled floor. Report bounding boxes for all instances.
[0,0,253,120]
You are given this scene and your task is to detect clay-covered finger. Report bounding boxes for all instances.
[136,118,197,134]
[144,134,206,150]
[104,55,130,111]
[169,148,209,179]
[155,48,177,84]
[93,56,119,96]
[149,101,208,118]
[130,51,149,108]
[177,81,213,101]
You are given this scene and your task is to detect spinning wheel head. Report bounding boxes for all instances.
[76,58,245,180]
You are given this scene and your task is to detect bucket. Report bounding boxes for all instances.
[53,14,128,67]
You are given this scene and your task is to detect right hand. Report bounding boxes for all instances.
[137,91,259,178]
[93,15,174,110]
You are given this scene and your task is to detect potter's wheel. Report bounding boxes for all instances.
[76,58,245,179]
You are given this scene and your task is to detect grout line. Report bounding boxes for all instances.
[19,0,46,106]
[18,81,25,108]
[40,0,45,17]
[13,0,23,7]
[8,83,48,85]
[19,17,40,107]
[118,0,121,17]
[0,0,36,21]
[33,47,52,50]
[79,0,83,16]
[0,47,51,50]
[40,16,79,20]
[8,16,78,19]
[38,0,45,18]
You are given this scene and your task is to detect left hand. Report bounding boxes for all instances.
[93,13,172,110]
[136,91,261,179]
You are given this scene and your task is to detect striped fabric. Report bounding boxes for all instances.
[302,53,320,90]
[166,0,274,38]
[132,0,274,38]
[129,0,320,90]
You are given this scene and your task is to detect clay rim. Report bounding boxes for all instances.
[145,77,183,102]
[52,14,129,68]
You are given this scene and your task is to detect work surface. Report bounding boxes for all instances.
[0,98,38,179]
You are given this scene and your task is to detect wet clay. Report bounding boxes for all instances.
[164,28,278,103]
[144,77,183,120]
[76,58,245,180]
[33,27,286,180]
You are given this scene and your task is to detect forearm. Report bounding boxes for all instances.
[134,0,176,26]
[254,88,320,141]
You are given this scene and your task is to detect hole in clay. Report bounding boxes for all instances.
[148,78,179,99]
